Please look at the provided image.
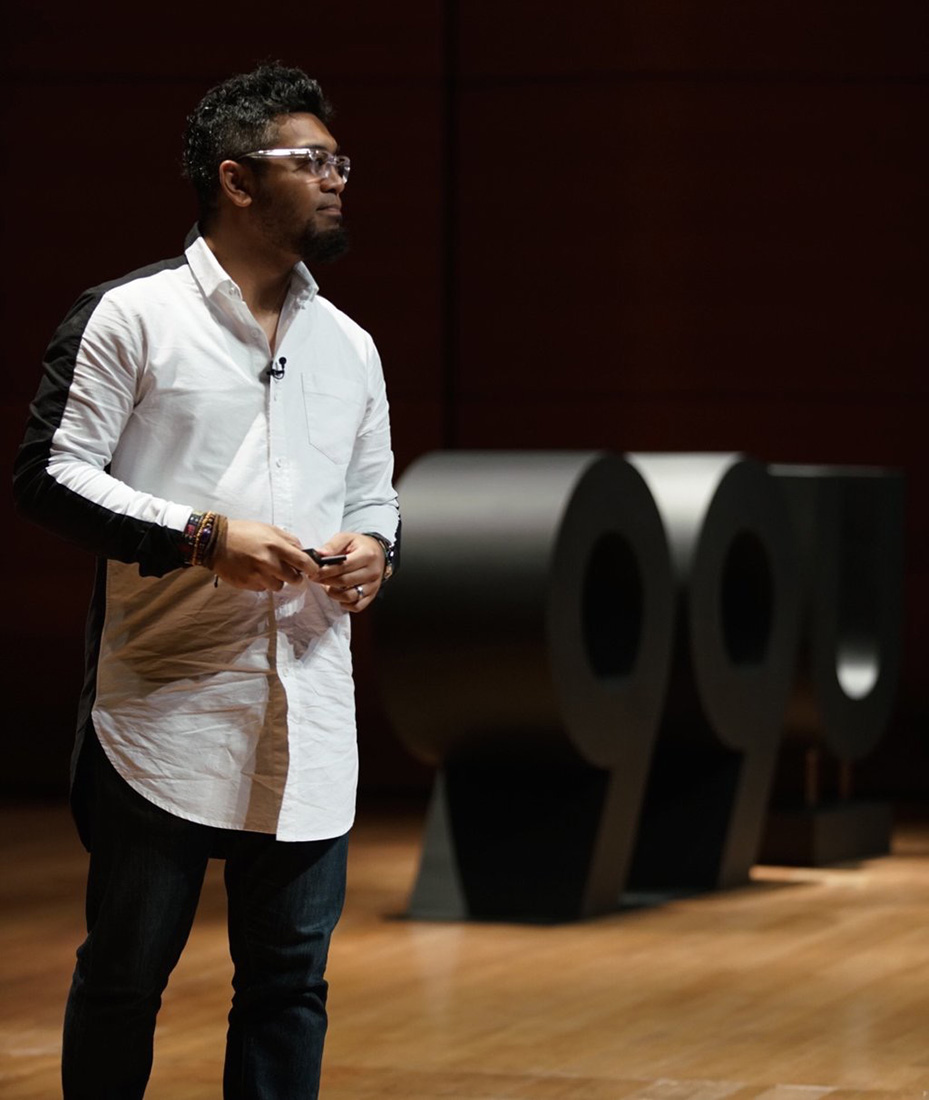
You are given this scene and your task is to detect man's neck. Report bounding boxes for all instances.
[203,229,297,344]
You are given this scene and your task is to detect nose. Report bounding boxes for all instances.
[321,166,347,193]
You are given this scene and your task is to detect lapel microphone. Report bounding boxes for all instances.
[268,356,287,381]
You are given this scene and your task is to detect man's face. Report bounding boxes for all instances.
[249,113,349,264]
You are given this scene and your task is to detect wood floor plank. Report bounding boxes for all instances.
[2,800,929,1098]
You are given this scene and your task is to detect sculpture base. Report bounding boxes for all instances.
[759,800,892,866]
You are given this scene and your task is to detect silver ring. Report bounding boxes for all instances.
[354,585,364,600]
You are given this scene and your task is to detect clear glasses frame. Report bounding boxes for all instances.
[239,148,351,183]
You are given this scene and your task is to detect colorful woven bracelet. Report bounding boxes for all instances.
[181,510,220,567]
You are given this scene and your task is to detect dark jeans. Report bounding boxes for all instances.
[62,742,349,1099]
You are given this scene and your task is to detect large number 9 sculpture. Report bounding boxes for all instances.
[375,451,674,921]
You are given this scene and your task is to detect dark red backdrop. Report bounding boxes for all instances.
[3,2,926,799]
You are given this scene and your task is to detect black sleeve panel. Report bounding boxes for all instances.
[13,268,189,578]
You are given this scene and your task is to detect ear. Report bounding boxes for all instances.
[217,159,255,210]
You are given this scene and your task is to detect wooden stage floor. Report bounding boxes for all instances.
[2,798,928,1099]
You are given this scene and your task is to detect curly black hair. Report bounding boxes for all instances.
[183,63,333,227]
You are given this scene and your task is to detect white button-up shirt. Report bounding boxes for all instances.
[17,236,399,841]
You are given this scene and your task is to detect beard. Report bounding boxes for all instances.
[253,186,350,265]
[296,221,350,264]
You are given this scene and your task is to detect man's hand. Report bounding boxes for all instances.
[211,520,315,592]
[308,532,387,613]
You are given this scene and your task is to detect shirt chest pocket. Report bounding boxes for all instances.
[301,373,365,466]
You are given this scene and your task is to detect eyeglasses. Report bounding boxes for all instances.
[239,147,351,183]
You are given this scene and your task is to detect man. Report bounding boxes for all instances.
[13,63,399,1099]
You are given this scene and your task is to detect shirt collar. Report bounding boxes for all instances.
[185,234,319,308]
[289,261,318,305]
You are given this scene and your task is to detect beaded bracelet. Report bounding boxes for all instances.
[181,510,224,567]
[204,515,228,571]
